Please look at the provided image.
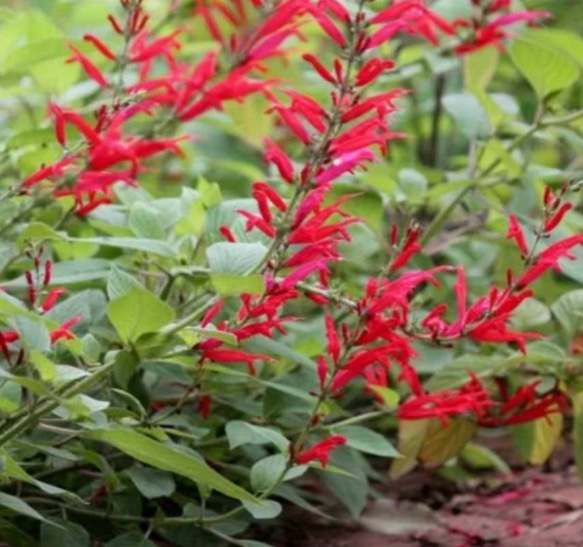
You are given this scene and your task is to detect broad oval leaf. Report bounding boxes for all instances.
[107,288,175,344]
[510,38,579,99]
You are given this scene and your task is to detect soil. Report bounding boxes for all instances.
[258,444,583,547]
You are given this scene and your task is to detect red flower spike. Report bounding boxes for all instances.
[296,435,346,467]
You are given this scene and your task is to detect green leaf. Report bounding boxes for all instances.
[418,418,476,468]
[225,421,289,451]
[0,517,36,547]
[210,273,266,295]
[390,419,430,479]
[241,499,282,520]
[41,518,89,547]
[322,448,368,517]
[0,291,54,325]
[0,492,49,523]
[107,288,175,344]
[13,316,51,352]
[250,454,286,492]
[464,45,499,91]
[107,266,144,300]
[128,202,166,240]
[334,426,398,457]
[86,429,260,503]
[206,242,267,274]
[113,350,139,389]
[29,351,57,382]
[512,411,563,465]
[426,354,513,391]
[510,298,551,330]
[239,542,274,547]
[398,168,427,201]
[188,326,237,346]
[17,222,63,248]
[126,467,176,499]
[105,533,157,547]
[551,289,583,336]
[0,452,78,499]
[525,29,583,70]
[67,236,177,257]
[3,38,68,73]
[510,38,579,99]
[442,92,490,140]
[243,335,317,370]
[460,443,511,473]
[367,386,399,409]
[0,381,22,413]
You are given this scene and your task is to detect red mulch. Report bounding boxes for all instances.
[258,445,583,547]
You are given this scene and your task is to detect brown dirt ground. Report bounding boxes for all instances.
[259,443,583,547]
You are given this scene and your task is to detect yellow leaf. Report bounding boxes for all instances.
[418,418,477,468]
[389,419,430,479]
[512,407,563,465]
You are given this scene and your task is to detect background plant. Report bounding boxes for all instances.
[1,0,583,545]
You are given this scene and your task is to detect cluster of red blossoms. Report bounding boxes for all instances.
[0,248,80,364]
[453,0,550,55]
[11,0,573,469]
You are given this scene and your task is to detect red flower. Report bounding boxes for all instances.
[325,315,341,365]
[66,45,109,87]
[295,435,346,467]
[40,289,67,312]
[201,348,273,376]
[50,316,82,344]
[518,235,583,288]
[507,215,529,256]
[264,139,295,184]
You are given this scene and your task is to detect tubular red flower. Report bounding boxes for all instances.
[507,214,529,256]
[296,435,346,467]
[40,288,67,312]
[83,34,117,61]
[66,45,109,87]
[264,139,295,183]
[201,348,273,376]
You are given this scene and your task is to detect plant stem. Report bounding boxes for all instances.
[0,362,115,448]
[420,121,543,246]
